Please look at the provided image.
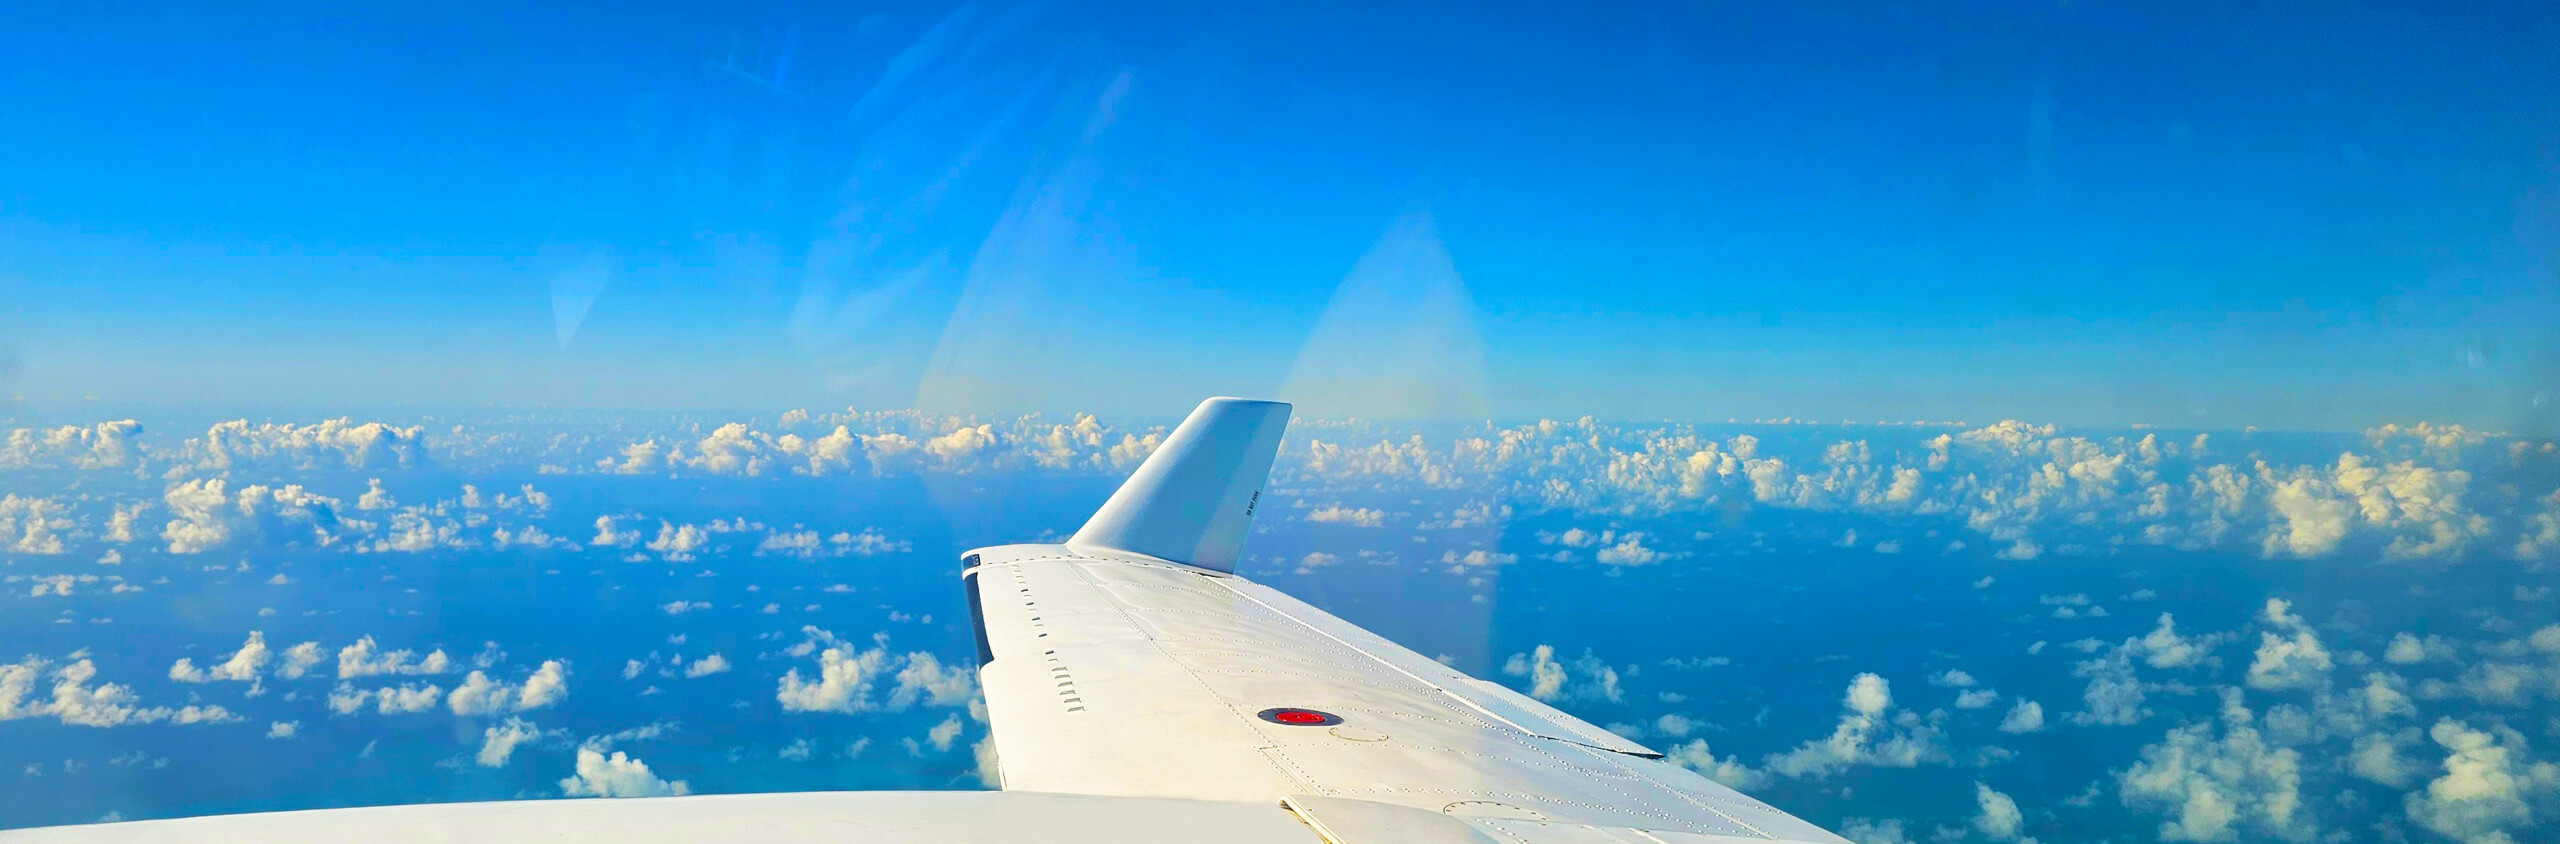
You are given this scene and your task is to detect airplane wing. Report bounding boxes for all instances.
[0,397,1850,844]
[968,397,1848,843]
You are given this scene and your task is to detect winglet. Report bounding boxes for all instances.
[1070,397,1292,573]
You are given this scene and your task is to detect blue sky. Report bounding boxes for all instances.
[1,1,2554,430]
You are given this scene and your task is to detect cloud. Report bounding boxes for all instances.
[158,479,349,554]
[1999,699,2046,733]
[336,636,451,679]
[2118,689,2314,843]
[447,660,567,715]
[1437,549,1516,568]
[360,683,445,714]
[1502,645,1621,703]
[477,717,551,767]
[644,522,708,561]
[831,528,912,556]
[757,530,825,559]
[2403,718,2559,844]
[0,657,239,727]
[0,495,71,554]
[1,420,143,470]
[590,516,639,548]
[1305,505,1386,527]
[2245,599,2332,691]
[1974,782,2025,840]
[757,527,911,559]
[2385,632,2457,665]
[1836,818,1913,844]
[276,642,325,679]
[2067,648,2150,726]
[168,631,269,685]
[266,721,298,739]
[2139,613,2225,669]
[558,747,688,798]
[1277,415,2538,565]
[1538,528,1602,548]
[919,713,964,752]
[1663,739,1769,790]
[775,627,973,715]
[682,654,731,678]
[369,509,467,553]
[184,418,424,471]
[357,479,396,510]
[518,660,568,709]
[1764,673,1947,779]
[888,652,976,710]
[1595,532,1667,566]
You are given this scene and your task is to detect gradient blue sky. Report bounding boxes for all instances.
[2,1,2554,430]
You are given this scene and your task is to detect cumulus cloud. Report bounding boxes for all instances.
[1437,549,1516,568]
[1277,414,2537,566]
[1502,644,1621,703]
[0,495,72,554]
[448,661,568,715]
[2118,689,2313,843]
[2403,718,2560,844]
[184,418,423,471]
[1305,505,1386,527]
[1973,782,2025,840]
[1836,818,1913,844]
[776,627,973,715]
[831,528,912,556]
[591,412,1167,479]
[0,657,238,727]
[357,479,396,510]
[590,516,640,548]
[1664,739,1769,790]
[888,652,976,710]
[2139,613,2225,669]
[558,747,688,798]
[914,713,965,753]
[1764,674,1947,779]
[277,641,325,679]
[644,522,709,561]
[2067,648,2150,727]
[2245,599,2332,691]
[336,636,451,679]
[1,420,143,470]
[682,654,731,678]
[477,717,550,767]
[159,479,360,554]
[1595,532,1667,566]
[1999,699,2046,733]
[2385,632,2458,665]
[168,631,270,685]
[332,682,445,715]
[756,527,910,559]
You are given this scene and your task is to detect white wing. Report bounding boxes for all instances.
[967,399,1849,843]
[0,792,1318,843]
